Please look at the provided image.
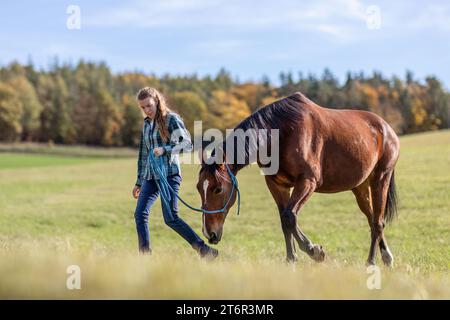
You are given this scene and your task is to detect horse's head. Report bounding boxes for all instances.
[197,152,238,245]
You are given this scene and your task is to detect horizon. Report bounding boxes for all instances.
[1,58,443,89]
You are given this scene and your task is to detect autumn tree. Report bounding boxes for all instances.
[208,90,251,130]
[170,91,207,136]
[0,83,22,141]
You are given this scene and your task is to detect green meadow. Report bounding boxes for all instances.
[0,130,448,299]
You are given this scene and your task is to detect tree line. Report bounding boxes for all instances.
[0,60,448,147]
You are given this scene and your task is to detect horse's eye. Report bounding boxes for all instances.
[213,187,223,195]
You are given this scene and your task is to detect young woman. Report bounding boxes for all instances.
[132,87,218,259]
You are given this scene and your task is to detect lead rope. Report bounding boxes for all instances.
[147,150,240,216]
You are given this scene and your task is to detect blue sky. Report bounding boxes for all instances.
[1,0,450,87]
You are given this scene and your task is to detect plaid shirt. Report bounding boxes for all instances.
[135,112,193,185]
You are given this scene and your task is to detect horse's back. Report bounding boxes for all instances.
[285,95,399,192]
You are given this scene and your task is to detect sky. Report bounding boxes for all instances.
[1,0,450,87]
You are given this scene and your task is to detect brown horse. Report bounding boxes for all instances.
[197,92,399,266]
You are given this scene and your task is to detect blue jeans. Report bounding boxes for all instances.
[134,173,205,253]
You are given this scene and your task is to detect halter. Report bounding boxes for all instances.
[147,150,241,216]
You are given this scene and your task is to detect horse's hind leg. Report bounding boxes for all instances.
[265,176,297,263]
[352,179,393,267]
[378,226,394,267]
[367,169,395,266]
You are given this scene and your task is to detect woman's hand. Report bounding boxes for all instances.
[153,147,165,157]
[132,185,141,199]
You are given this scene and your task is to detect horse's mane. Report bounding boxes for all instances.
[201,92,309,175]
[235,91,308,132]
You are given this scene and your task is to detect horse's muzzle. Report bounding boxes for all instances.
[208,232,220,245]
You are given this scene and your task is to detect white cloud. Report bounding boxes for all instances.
[316,24,353,40]
[84,0,369,41]
[84,0,223,28]
[410,4,450,31]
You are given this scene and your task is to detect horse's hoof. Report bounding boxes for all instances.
[285,255,298,264]
[311,244,325,262]
[381,248,394,268]
[366,260,376,267]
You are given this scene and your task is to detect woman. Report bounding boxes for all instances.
[132,87,218,259]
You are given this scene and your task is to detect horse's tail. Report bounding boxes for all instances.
[384,170,398,224]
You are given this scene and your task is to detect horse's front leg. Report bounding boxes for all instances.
[285,177,325,262]
[264,176,297,263]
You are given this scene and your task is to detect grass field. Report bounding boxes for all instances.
[0,130,449,299]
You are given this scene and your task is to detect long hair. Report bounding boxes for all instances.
[136,87,172,142]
